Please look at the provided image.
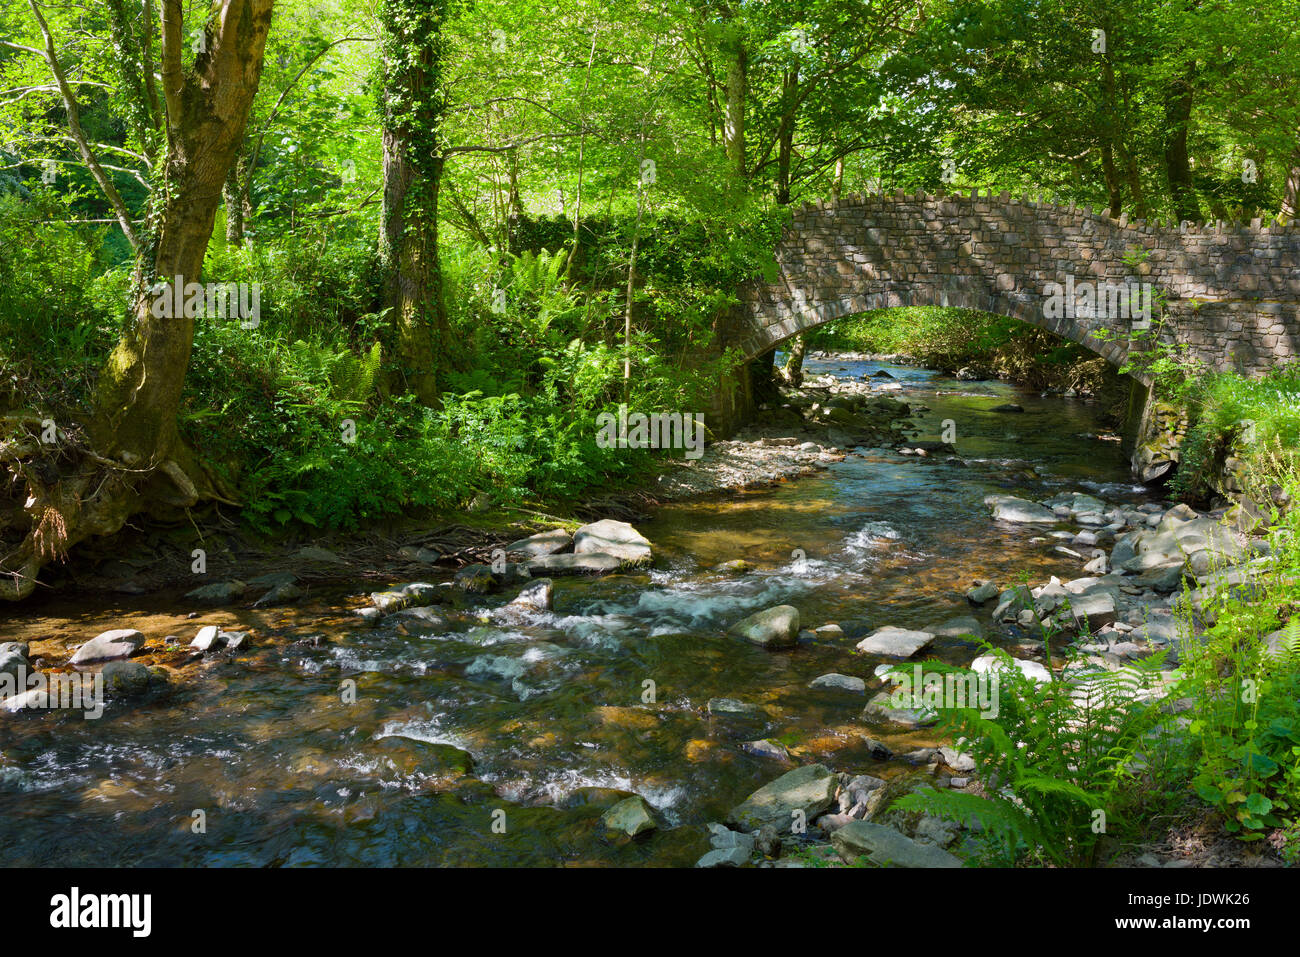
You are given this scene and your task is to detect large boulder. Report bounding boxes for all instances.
[573,520,653,566]
[830,821,963,867]
[505,528,572,558]
[729,605,801,649]
[69,629,145,664]
[728,763,839,831]
[525,553,623,576]
[988,496,1058,524]
[854,626,935,658]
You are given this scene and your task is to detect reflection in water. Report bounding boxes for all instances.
[0,358,1149,866]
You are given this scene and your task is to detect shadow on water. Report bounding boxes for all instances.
[0,357,1149,866]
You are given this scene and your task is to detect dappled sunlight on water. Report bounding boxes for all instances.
[0,357,1150,866]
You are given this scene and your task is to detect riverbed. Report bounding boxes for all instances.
[0,355,1154,866]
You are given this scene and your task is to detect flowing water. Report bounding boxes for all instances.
[0,357,1151,867]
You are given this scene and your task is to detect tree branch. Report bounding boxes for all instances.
[24,0,141,250]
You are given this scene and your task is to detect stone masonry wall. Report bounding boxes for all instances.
[730,189,1300,383]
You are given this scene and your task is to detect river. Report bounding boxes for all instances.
[0,355,1153,866]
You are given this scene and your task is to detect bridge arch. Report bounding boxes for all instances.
[728,190,1300,386]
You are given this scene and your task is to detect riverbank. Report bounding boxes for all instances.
[3,352,1294,868]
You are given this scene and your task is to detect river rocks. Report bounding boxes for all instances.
[253,580,303,607]
[861,690,938,728]
[99,660,155,696]
[966,579,1000,604]
[988,496,1058,524]
[1135,561,1186,593]
[354,607,383,627]
[741,739,792,762]
[714,559,753,575]
[971,653,1051,684]
[188,627,250,654]
[525,552,623,576]
[987,587,1029,624]
[393,606,451,636]
[809,673,866,693]
[509,578,554,611]
[1083,552,1109,575]
[728,763,839,831]
[396,544,442,564]
[0,643,28,680]
[696,845,751,867]
[854,626,935,657]
[913,815,961,849]
[573,519,653,566]
[937,746,976,773]
[601,795,659,837]
[454,563,530,593]
[989,402,1025,413]
[707,697,764,716]
[1263,625,1299,661]
[1065,592,1118,632]
[69,629,145,664]
[297,545,347,564]
[190,625,222,652]
[1110,530,1142,568]
[728,605,800,649]
[185,581,247,604]
[370,589,410,614]
[505,528,572,558]
[830,820,963,867]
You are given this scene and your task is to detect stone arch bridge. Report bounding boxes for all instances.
[724,190,1300,384]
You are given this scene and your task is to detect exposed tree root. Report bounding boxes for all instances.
[0,417,223,601]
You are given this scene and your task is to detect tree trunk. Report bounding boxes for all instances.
[1283,145,1300,220]
[94,0,275,464]
[3,0,275,602]
[832,156,844,201]
[779,335,806,387]
[377,1,452,406]
[1101,143,1124,219]
[1163,71,1199,222]
[775,68,798,205]
[723,40,747,177]
[379,127,444,405]
[506,146,523,257]
[224,157,247,245]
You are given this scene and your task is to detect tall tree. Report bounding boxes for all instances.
[3,0,275,600]
[378,0,453,405]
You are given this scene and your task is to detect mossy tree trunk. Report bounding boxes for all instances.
[377,0,452,406]
[3,0,275,601]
